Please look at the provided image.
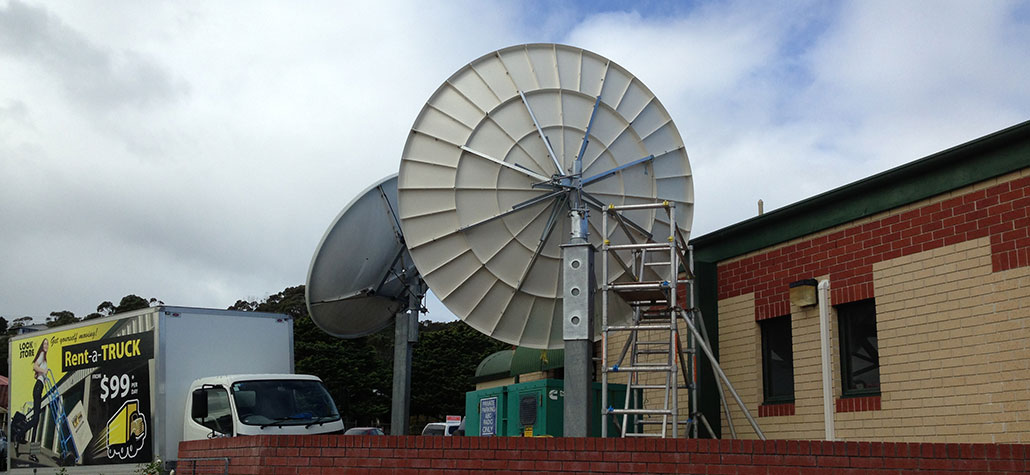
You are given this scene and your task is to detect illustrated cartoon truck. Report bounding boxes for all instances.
[107,399,147,459]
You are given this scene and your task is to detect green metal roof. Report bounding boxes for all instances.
[690,119,1030,263]
[474,349,514,383]
[473,347,566,383]
[510,347,564,375]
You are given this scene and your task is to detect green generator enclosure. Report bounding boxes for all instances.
[464,384,508,436]
[465,379,627,437]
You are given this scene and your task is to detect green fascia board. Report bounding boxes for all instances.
[690,120,1030,264]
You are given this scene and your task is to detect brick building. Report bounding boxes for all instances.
[683,120,1030,442]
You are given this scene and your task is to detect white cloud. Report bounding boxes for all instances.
[0,0,1027,323]
[563,0,1030,233]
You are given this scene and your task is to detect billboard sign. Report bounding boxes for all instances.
[9,314,155,469]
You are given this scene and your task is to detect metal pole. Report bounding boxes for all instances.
[563,237,594,437]
[600,208,609,438]
[681,314,765,440]
[688,246,699,438]
[390,278,422,435]
[818,280,835,441]
[563,166,594,437]
[668,203,679,438]
[697,312,736,438]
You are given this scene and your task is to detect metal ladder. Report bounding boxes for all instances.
[599,201,692,438]
[599,201,766,440]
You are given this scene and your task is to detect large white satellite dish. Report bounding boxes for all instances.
[397,44,693,349]
[306,174,418,338]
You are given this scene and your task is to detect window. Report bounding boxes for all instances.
[760,315,794,404]
[230,379,340,426]
[192,387,233,435]
[837,299,880,396]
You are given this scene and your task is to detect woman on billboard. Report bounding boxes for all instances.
[29,338,49,461]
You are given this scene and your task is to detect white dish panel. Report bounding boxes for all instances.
[398,44,693,349]
[306,175,416,338]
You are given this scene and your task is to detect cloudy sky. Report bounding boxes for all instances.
[1,0,1028,323]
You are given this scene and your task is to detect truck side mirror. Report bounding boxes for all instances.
[191,390,208,420]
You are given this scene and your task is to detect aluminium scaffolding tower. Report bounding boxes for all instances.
[599,201,765,439]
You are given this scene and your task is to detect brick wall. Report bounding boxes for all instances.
[717,171,1030,319]
[177,435,1030,474]
[715,170,1030,443]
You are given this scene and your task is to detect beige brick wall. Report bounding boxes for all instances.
[715,293,762,436]
[717,237,1030,443]
[853,237,1030,443]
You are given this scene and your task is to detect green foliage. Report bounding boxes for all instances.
[114,295,151,314]
[47,310,79,327]
[9,316,32,332]
[135,458,163,474]
[410,319,507,431]
[97,301,115,316]
[0,335,7,377]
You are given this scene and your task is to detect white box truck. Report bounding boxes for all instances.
[7,306,345,474]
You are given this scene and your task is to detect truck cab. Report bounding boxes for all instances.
[184,374,344,440]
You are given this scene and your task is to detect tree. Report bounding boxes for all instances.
[0,317,8,377]
[114,295,150,314]
[9,316,33,332]
[0,334,7,376]
[97,301,115,316]
[410,320,506,431]
[47,310,79,327]
[228,300,258,312]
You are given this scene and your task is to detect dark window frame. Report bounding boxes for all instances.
[760,314,795,405]
[836,299,881,398]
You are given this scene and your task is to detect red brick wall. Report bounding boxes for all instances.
[717,174,1030,320]
[177,435,1030,474]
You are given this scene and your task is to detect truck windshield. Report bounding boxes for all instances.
[230,379,340,427]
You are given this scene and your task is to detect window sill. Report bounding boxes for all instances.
[758,402,795,417]
[836,395,881,413]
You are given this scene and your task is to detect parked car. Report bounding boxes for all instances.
[421,418,463,436]
[421,423,448,436]
[343,427,384,435]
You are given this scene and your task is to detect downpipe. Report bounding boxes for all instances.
[818,280,834,441]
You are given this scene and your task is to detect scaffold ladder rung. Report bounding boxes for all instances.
[625,432,664,438]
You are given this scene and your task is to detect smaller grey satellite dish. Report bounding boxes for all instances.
[306,174,417,338]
